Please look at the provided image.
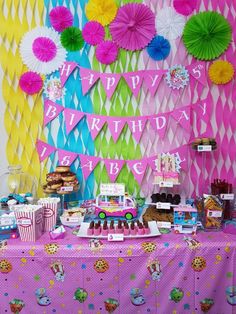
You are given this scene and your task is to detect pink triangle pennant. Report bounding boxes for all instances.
[36,140,56,162]
[171,105,191,132]
[59,61,78,87]
[79,67,100,95]
[87,114,106,140]
[79,154,101,180]
[149,113,169,139]
[193,96,212,123]
[107,117,126,142]
[44,99,64,126]
[170,145,188,172]
[123,71,144,97]
[127,159,148,185]
[58,149,78,166]
[144,70,166,97]
[100,73,121,99]
[187,61,207,86]
[64,108,84,135]
[127,116,147,142]
[104,159,125,182]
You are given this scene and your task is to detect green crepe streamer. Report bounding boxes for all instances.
[183,11,232,60]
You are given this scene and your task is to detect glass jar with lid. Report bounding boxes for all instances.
[0,165,38,199]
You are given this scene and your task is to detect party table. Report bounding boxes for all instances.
[0,229,236,314]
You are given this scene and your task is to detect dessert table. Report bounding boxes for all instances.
[0,229,236,314]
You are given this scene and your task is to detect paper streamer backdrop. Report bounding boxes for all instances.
[0,0,235,199]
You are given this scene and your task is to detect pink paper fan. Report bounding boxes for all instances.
[173,0,197,16]
[19,71,43,95]
[110,3,156,51]
[82,21,105,46]
[96,40,118,64]
[49,6,73,32]
[32,37,57,62]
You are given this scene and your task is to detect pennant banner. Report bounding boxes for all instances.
[57,61,207,98]
[44,99,64,126]
[44,97,213,142]
[36,140,189,184]
[59,61,78,87]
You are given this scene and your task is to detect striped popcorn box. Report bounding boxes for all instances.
[38,198,60,232]
[13,205,44,242]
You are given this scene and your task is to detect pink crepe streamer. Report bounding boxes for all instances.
[215,98,224,130]
[173,0,197,16]
[32,37,57,62]
[95,40,118,65]
[19,71,43,95]
[82,21,105,46]
[49,6,73,32]
[220,164,228,181]
[228,135,236,162]
[221,134,229,161]
[109,3,156,51]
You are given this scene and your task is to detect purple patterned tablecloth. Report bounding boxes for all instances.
[0,229,236,314]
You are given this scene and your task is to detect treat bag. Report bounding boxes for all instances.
[13,205,44,242]
[38,198,60,232]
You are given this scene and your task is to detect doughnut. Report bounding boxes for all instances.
[43,186,57,194]
[61,172,76,182]
[46,172,62,182]
[55,166,71,173]
[47,180,63,190]
[63,179,79,187]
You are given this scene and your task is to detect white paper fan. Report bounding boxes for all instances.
[19,26,67,75]
[156,7,186,40]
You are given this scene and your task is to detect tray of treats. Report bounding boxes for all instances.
[142,193,181,224]
[60,208,86,227]
[203,194,224,230]
[191,137,217,151]
[43,166,80,195]
[77,220,161,239]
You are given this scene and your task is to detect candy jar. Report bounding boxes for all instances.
[0,165,37,198]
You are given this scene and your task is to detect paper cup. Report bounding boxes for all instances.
[38,198,60,231]
[13,205,44,242]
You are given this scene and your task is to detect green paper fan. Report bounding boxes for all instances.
[60,27,84,51]
[183,11,232,61]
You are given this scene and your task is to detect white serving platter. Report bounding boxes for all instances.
[77,221,161,239]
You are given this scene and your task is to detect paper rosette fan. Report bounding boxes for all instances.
[95,40,118,64]
[183,11,232,60]
[19,71,43,95]
[173,0,197,16]
[85,0,117,26]
[156,7,185,40]
[147,35,170,61]
[49,6,73,32]
[82,21,105,46]
[110,3,156,51]
[208,60,234,84]
[60,27,84,51]
[19,26,67,75]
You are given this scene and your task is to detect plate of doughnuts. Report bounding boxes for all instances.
[43,166,80,195]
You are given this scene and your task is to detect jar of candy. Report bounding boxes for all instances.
[0,165,37,201]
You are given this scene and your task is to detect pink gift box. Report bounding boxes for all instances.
[13,205,44,242]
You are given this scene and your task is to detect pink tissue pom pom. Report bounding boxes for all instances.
[19,71,43,95]
[173,0,197,16]
[82,21,105,46]
[95,40,118,65]
[49,6,73,32]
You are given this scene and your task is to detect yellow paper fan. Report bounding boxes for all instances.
[208,60,234,84]
[85,0,118,26]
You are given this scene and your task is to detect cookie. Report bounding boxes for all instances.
[94,258,109,273]
[44,243,59,255]
[141,242,157,253]
[191,256,206,272]
[0,259,12,273]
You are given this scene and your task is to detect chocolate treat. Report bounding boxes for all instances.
[130,221,135,229]
[151,193,158,203]
[172,194,181,205]
[160,193,167,202]
[167,194,173,203]
[89,221,94,229]
[143,205,173,223]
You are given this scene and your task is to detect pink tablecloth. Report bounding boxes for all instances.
[0,229,236,314]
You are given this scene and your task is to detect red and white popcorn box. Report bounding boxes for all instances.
[38,198,60,231]
[13,205,44,242]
